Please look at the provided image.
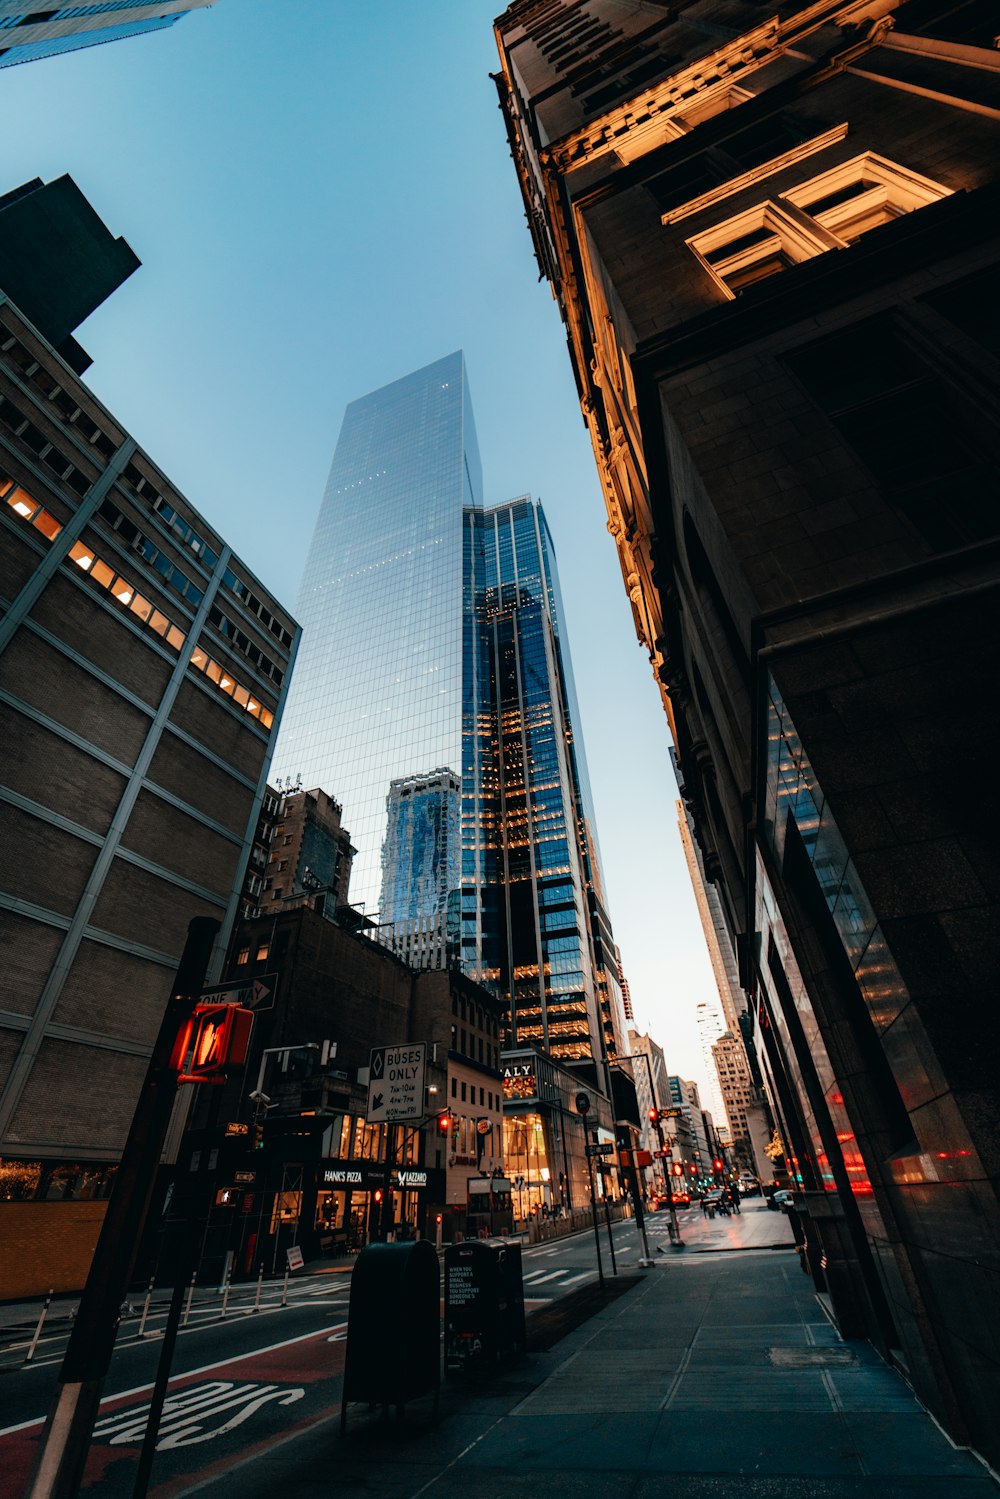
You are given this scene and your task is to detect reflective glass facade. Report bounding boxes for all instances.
[271,351,481,914]
[273,354,623,1062]
[462,500,626,1061]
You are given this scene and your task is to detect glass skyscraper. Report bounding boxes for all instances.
[271,351,478,917]
[272,352,625,1062]
[0,3,214,69]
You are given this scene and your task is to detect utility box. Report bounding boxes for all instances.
[340,1239,440,1431]
[444,1238,526,1375]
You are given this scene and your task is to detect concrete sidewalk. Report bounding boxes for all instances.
[235,1225,998,1499]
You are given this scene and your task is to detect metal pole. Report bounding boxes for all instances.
[25,1291,53,1364]
[281,1269,289,1308]
[27,917,219,1499]
[585,1152,605,1289]
[252,1266,264,1313]
[182,1271,197,1327]
[136,1278,155,1339]
[602,1194,618,1276]
[220,1259,233,1320]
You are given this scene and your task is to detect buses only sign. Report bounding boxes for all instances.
[366,1043,426,1123]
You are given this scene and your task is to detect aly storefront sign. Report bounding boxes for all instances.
[501,1061,538,1102]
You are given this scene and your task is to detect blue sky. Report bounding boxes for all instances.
[2,0,722,1095]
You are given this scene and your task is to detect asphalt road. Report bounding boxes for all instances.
[0,1202,788,1496]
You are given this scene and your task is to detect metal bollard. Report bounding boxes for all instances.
[137,1275,155,1338]
[281,1268,289,1308]
[25,1289,53,1364]
[182,1270,197,1327]
[220,1261,233,1320]
[252,1265,264,1313]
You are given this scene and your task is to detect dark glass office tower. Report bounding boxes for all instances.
[462,498,624,1062]
[272,353,625,1061]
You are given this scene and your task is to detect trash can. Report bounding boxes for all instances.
[444,1238,526,1375]
[340,1239,440,1431]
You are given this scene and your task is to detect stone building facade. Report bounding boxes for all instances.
[494,0,1000,1464]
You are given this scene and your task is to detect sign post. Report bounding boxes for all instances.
[575,1092,604,1289]
[366,1044,427,1242]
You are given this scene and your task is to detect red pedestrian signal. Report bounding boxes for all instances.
[177,1004,254,1084]
[373,1188,383,1204]
[671,1162,684,1177]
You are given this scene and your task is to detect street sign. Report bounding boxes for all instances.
[661,1107,682,1118]
[654,1149,671,1158]
[575,1091,591,1115]
[286,1245,304,1272]
[200,976,274,1011]
[586,1143,614,1157]
[224,1122,249,1138]
[234,1170,256,1184]
[366,1043,427,1123]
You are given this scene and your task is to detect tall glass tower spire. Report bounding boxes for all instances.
[272,353,625,1061]
[271,351,481,913]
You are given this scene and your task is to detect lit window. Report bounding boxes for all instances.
[256,943,270,962]
[90,558,115,589]
[10,488,37,519]
[191,645,209,671]
[166,624,185,651]
[69,541,94,570]
[128,594,152,623]
[111,577,133,605]
[236,947,250,965]
[32,508,62,541]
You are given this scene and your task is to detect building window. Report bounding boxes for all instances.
[451,1077,457,1098]
[255,943,269,962]
[688,155,949,299]
[687,202,833,296]
[782,152,950,244]
[461,1082,467,1102]
[235,947,250,965]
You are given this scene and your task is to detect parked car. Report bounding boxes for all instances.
[769,1189,794,1212]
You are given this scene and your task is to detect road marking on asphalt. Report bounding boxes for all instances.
[522,1270,567,1285]
[0,1322,348,1438]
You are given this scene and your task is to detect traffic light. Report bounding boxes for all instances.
[437,1111,451,1136]
[688,1162,697,1176]
[177,1004,254,1084]
[647,1107,659,1126]
[714,1158,724,1174]
[252,1122,264,1150]
[671,1161,684,1177]
[215,1186,241,1207]
[373,1188,383,1204]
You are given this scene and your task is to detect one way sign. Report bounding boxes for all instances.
[366,1043,426,1123]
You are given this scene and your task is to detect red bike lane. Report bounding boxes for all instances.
[1,1319,349,1498]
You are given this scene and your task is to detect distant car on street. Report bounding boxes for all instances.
[769,1189,794,1211]
[670,1190,691,1207]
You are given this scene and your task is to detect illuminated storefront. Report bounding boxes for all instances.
[500,1049,619,1221]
